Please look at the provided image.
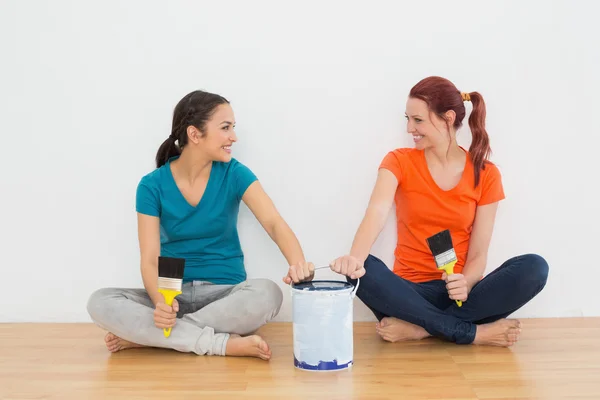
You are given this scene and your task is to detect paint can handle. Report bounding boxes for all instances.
[351,275,360,299]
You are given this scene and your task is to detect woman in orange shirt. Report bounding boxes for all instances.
[330,76,548,346]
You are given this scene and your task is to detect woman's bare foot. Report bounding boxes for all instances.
[225,334,272,360]
[473,319,521,347]
[376,317,431,342]
[104,332,144,353]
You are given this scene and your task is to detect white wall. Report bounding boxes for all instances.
[1,0,598,322]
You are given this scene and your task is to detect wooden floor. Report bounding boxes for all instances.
[1,319,599,400]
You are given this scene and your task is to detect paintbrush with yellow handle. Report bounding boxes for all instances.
[157,256,186,337]
[426,229,463,307]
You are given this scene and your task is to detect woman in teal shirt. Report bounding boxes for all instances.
[87,90,314,360]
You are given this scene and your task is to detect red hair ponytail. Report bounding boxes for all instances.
[466,92,490,187]
[409,77,491,187]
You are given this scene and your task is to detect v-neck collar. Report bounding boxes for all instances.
[420,146,471,194]
[165,156,215,210]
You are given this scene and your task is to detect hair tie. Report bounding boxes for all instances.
[461,92,471,102]
[169,133,178,141]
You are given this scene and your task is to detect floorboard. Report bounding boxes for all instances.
[1,319,599,399]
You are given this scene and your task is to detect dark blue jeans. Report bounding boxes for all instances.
[347,254,549,344]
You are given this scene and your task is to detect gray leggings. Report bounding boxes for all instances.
[86,278,283,356]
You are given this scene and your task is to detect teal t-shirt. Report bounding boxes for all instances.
[135,156,258,285]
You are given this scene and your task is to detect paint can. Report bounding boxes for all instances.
[291,269,359,371]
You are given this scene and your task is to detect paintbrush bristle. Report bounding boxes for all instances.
[158,256,185,279]
[158,257,185,291]
[426,229,453,254]
[426,229,457,267]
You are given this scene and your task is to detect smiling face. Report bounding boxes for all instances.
[405,97,455,151]
[187,103,237,162]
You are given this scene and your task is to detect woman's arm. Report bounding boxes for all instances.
[138,213,178,329]
[462,202,499,287]
[330,168,398,277]
[444,202,499,302]
[241,181,313,283]
[349,169,398,262]
[137,213,164,306]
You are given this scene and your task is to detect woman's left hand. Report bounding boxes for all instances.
[283,261,315,284]
[441,272,470,302]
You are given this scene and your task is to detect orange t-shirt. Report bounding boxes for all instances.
[379,148,505,283]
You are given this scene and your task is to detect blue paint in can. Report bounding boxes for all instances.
[293,357,353,371]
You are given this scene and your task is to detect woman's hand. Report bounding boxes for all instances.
[153,298,179,329]
[283,261,315,284]
[441,272,470,303]
[330,255,366,279]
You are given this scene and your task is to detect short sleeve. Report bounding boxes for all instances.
[478,163,505,205]
[136,176,161,217]
[379,150,403,184]
[232,160,258,200]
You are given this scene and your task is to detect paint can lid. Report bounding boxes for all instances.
[292,280,353,291]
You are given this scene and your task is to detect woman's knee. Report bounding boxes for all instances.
[86,287,115,323]
[247,278,283,317]
[521,253,549,285]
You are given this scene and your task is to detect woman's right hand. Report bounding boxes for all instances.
[153,298,179,329]
[330,255,366,279]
